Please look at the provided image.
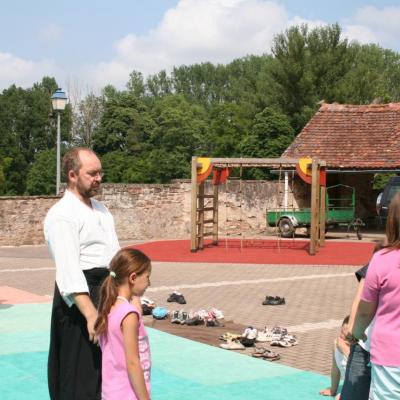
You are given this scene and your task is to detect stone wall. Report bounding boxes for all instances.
[0,196,59,246]
[0,176,375,247]
[0,180,306,246]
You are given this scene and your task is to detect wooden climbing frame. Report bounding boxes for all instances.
[190,157,326,255]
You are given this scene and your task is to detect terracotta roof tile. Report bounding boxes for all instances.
[283,102,400,170]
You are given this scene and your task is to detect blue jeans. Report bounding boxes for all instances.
[340,343,371,400]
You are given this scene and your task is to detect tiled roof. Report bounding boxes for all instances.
[283,102,400,170]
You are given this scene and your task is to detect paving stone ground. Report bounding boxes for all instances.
[0,235,379,376]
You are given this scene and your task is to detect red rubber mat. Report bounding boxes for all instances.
[132,239,375,265]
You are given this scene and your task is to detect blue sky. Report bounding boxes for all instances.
[1,0,399,93]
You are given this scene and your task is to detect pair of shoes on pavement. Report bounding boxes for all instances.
[220,339,245,351]
[219,332,242,342]
[141,296,155,315]
[152,307,168,320]
[262,296,285,306]
[170,310,189,324]
[255,327,274,343]
[205,308,225,327]
[186,313,204,326]
[167,291,187,304]
[271,334,298,347]
[271,326,288,335]
[252,347,280,361]
[206,318,224,327]
[185,310,209,326]
[240,327,258,347]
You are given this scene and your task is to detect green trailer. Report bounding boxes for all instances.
[266,184,363,239]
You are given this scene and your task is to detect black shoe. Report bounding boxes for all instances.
[264,296,286,306]
[240,337,256,347]
[186,315,204,326]
[167,291,187,304]
[262,296,274,305]
[142,304,153,315]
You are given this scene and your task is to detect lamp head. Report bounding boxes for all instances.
[51,88,68,111]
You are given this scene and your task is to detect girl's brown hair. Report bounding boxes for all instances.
[385,192,400,250]
[95,248,151,336]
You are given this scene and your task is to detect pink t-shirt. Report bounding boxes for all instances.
[361,248,400,366]
[100,302,151,400]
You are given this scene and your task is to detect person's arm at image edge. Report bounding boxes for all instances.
[352,300,377,341]
[352,258,379,340]
[346,279,365,334]
[320,343,340,397]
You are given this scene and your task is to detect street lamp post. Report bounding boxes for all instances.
[51,88,68,195]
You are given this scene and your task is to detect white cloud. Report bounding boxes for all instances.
[342,6,400,48]
[288,16,327,31]
[84,1,400,90]
[0,52,57,90]
[84,0,292,88]
[38,23,63,43]
[343,24,378,45]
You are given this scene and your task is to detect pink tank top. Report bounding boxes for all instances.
[100,301,151,399]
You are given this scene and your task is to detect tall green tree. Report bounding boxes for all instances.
[271,24,352,131]
[0,77,70,194]
[71,92,103,148]
[241,107,294,178]
[26,149,56,195]
[93,90,147,154]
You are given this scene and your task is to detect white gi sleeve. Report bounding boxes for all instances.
[46,217,89,306]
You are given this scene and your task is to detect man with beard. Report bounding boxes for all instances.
[44,147,120,400]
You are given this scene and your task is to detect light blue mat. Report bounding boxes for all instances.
[0,303,329,399]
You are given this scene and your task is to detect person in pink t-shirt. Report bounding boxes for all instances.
[350,193,400,399]
[95,248,152,400]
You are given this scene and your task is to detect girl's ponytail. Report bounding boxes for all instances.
[94,273,118,336]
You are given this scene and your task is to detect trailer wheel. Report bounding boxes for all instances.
[278,218,295,238]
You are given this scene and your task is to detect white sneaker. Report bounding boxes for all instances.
[241,327,252,338]
[256,331,269,342]
[211,308,224,320]
[141,296,155,306]
[247,328,258,340]
[197,309,208,319]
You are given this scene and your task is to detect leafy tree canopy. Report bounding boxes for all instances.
[2,23,400,194]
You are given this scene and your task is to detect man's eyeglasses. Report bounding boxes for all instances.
[87,170,104,178]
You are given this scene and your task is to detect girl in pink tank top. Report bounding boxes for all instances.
[95,248,152,400]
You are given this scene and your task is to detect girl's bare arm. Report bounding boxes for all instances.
[320,343,340,396]
[122,313,150,400]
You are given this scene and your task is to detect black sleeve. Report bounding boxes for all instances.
[355,264,369,282]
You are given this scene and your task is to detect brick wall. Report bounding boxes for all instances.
[0,176,374,247]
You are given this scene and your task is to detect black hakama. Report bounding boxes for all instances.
[48,268,108,400]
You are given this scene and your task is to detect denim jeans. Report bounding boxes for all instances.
[340,343,371,400]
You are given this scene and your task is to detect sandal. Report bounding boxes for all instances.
[262,349,281,361]
[252,348,280,361]
[220,339,245,350]
[251,346,269,357]
[219,332,241,341]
